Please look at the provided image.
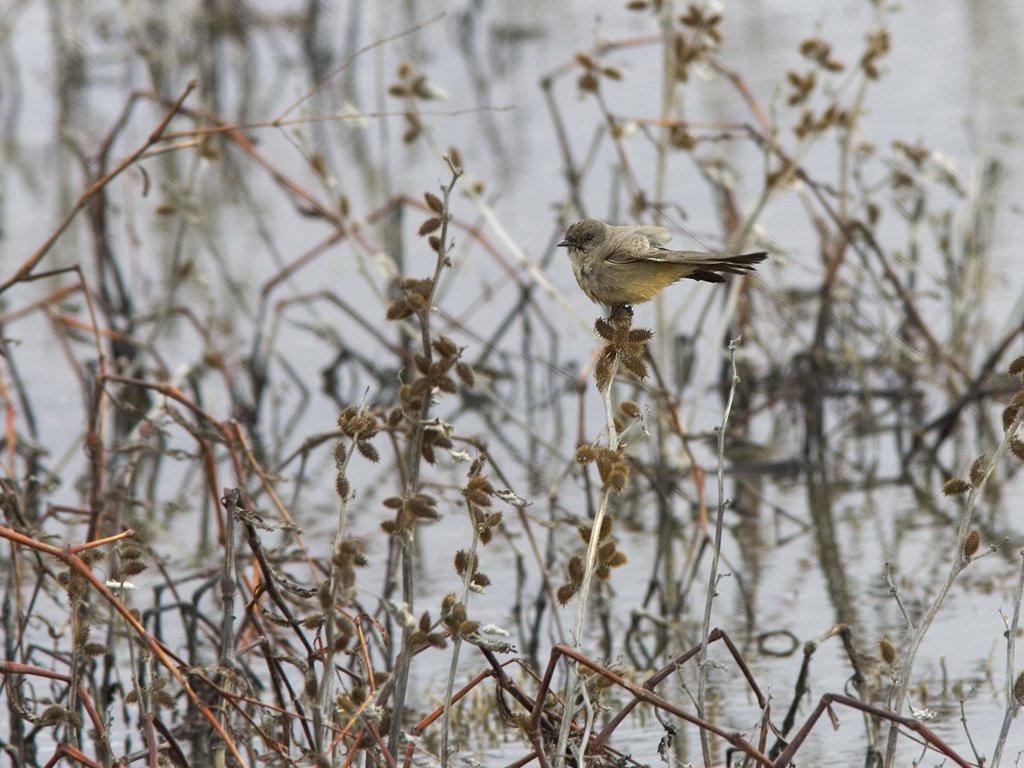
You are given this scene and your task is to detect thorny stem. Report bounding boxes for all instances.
[991,549,1024,768]
[554,354,621,768]
[314,425,360,758]
[697,338,741,767]
[441,499,482,767]
[387,157,463,757]
[883,404,1024,768]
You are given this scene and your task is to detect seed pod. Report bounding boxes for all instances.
[942,478,970,496]
[962,529,981,559]
[879,638,897,665]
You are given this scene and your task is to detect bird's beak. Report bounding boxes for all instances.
[557,239,569,248]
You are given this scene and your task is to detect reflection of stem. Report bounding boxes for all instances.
[555,354,621,768]
[883,405,1024,768]
[697,338,740,767]
[991,551,1024,768]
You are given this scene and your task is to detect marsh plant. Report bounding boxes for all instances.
[1,2,1023,768]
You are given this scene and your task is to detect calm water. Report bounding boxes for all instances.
[2,1,1023,765]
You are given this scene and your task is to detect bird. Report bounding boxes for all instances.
[558,218,767,306]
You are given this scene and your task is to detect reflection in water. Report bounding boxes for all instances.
[1,2,1022,766]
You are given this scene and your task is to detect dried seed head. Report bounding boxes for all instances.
[433,335,458,359]
[1010,439,1024,461]
[425,192,444,213]
[39,705,66,726]
[594,349,614,392]
[607,464,629,492]
[442,592,457,614]
[386,298,413,321]
[620,399,641,419]
[578,71,599,93]
[1003,404,1021,432]
[1008,354,1024,376]
[1014,670,1024,705]
[465,474,495,505]
[448,602,467,626]
[607,551,628,568]
[406,291,429,314]
[357,440,379,463]
[556,583,578,605]
[942,478,970,496]
[336,472,350,500]
[119,543,144,561]
[80,547,105,565]
[578,523,593,545]
[574,52,596,70]
[418,217,442,236]
[121,560,147,577]
[968,455,986,487]
[84,642,108,657]
[962,529,981,559]
[567,555,585,583]
[879,638,897,665]
[456,362,475,387]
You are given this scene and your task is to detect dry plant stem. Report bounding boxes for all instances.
[535,642,774,768]
[0,81,197,296]
[990,549,1024,768]
[274,12,445,123]
[465,189,584,323]
[652,0,681,639]
[314,426,359,759]
[594,628,768,747]
[0,525,249,766]
[882,562,914,629]
[554,354,621,767]
[387,159,463,756]
[883,405,1024,768]
[0,660,108,740]
[440,503,483,768]
[696,339,740,766]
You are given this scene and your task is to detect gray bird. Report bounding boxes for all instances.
[558,218,767,306]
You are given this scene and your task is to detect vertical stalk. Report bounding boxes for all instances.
[697,339,740,767]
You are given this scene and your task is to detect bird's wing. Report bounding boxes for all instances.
[640,249,720,264]
[633,225,672,247]
[603,228,670,263]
